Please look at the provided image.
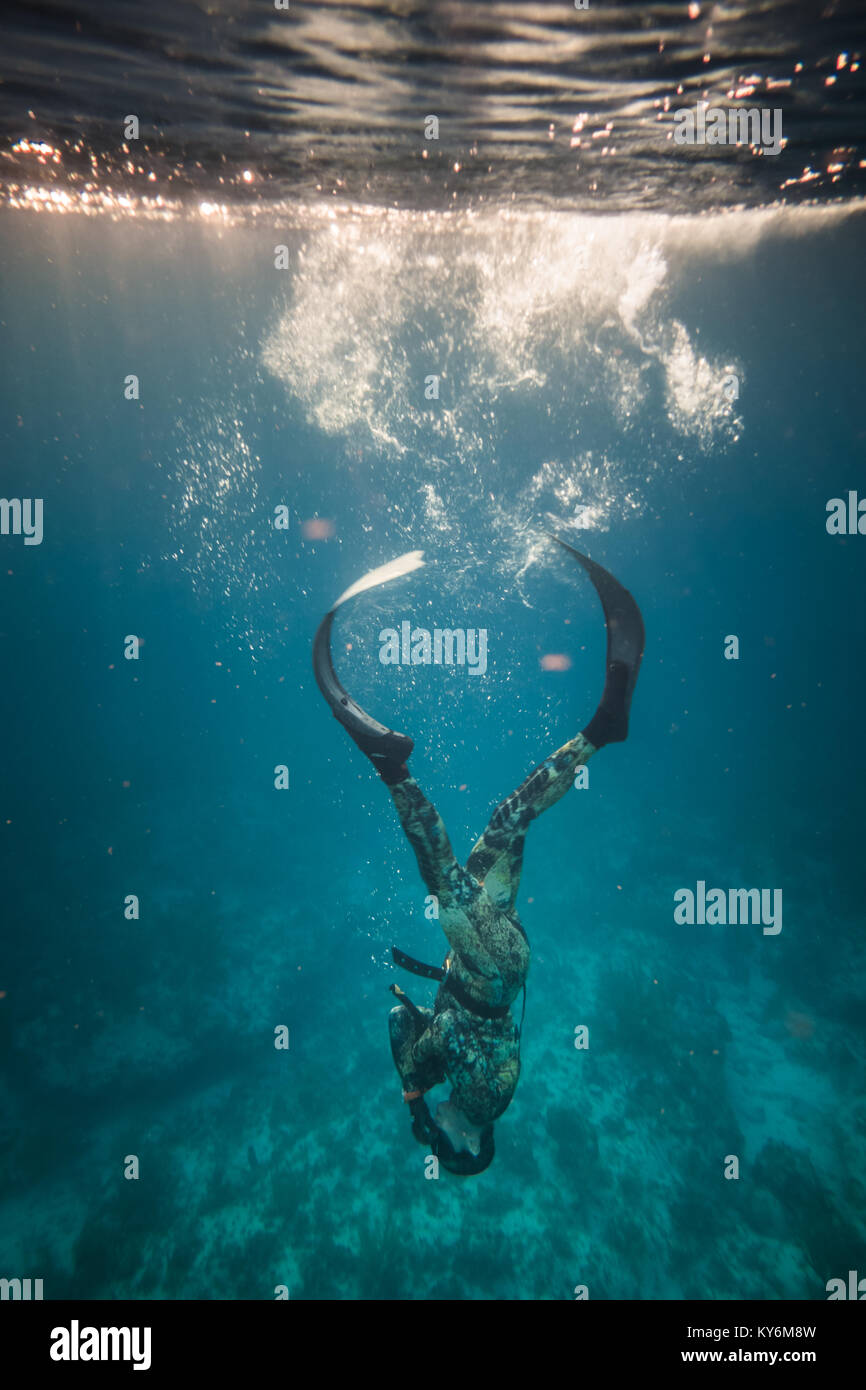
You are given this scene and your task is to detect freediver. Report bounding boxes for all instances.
[312,536,644,1175]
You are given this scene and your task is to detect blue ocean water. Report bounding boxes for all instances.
[1,3,865,1302]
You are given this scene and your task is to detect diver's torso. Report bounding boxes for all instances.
[438,907,529,1010]
[426,907,527,1125]
[432,987,522,1125]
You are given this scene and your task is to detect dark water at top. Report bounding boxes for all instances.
[1,0,865,212]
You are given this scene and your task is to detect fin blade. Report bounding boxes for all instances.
[545,531,645,744]
[333,549,425,610]
[312,556,417,763]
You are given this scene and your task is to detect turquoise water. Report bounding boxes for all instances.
[1,2,865,1302]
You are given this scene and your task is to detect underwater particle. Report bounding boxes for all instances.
[302,518,335,539]
[0,991,6,999]
[785,1010,815,1039]
[540,653,572,671]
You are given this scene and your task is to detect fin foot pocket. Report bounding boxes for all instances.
[582,658,632,746]
[312,598,415,775]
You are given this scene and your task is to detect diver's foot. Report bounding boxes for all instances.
[335,712,413,781]
[377,758,410,786]
[313,604,415,779]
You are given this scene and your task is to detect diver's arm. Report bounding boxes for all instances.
[412,1009,456,1067]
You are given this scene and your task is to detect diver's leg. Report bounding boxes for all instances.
[386,773,479,908]
[388,775,515,977]
[466,543,644,910]
[466,732,597,910]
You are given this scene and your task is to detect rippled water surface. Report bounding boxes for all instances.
[2,0,865,213]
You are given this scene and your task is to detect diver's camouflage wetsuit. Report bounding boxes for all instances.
[388,730,597,1127]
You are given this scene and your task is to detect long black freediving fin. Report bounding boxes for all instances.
[545,532,645,748]
[312,551,424,772]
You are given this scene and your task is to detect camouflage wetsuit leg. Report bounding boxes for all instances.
[465,730,597,912]
[388,731,597,1126]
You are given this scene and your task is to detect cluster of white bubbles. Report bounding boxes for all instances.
[166,203,847,645]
